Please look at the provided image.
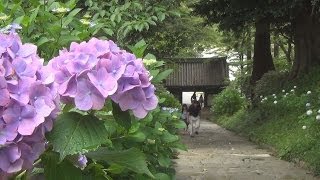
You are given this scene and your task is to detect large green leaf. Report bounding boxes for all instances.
[152,69,173,83]
[128,131,146,142]
[112,102,131,130]
[36,37,52,47]
[29,6,40,26]
[86,147,154,178]
[128,39,147,58]
[161,131,179,143]
[158,154,171,168]
[47,112,109,160]
[172,119,186,129]
[62,8,82,27]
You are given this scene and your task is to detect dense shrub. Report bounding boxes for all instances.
[212,87,245,116]
[254,71,287,97]
[158,90,181,109]
[274,56,292,73]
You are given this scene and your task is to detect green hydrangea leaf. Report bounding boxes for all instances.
[47,112,109,160]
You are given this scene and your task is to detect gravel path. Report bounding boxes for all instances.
[174,120,319,180]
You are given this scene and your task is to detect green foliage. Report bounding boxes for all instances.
[152,69,174,83]
[42,152,93,180]
[254,71,287,97]
[0,0,180,60]
[86,147,154,178]
[47,112,109,160]
[84,0,181,42]
[128,39,148,58]
[157,88,181,109]
[212,87,246,116]
[1,1,83,59]
[143,15,219,57]
[273,54,292,73]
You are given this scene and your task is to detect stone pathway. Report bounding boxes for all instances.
[174,120,319,180]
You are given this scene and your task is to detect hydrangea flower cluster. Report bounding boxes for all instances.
[0,32,59,176]
[161,107,179,113]
[48,38,158,118]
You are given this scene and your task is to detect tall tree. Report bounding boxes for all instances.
[290,0,320,78]
[193,0,275,85]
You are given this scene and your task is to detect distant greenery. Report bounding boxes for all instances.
[212,87,246,116]
[0,0,181,60]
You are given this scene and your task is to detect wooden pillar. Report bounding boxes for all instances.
[171,90,182,104]
[204,91,208,107]
[178,90,182,104]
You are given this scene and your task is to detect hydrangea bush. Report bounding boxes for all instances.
[0,28,184,179]
[0,31,59,177]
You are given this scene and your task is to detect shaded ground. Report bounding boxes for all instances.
[174,120,319,180]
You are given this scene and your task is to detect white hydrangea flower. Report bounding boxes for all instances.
[272,94,276,96]
[294,86,297,89]
[89,22,96,27]
[274,96,277,99]
[80,19,90,25]
[316,115,320,121]
[291,89,295,92]
[84,14,92,18]
[302,125,307,130]
[318,109,320,114]
[106,111,113,115]
[307,110,313,116]
[51,7,70,13]
[307,91,312,95]
[0,13,9,20]
[260,95,263,98]
[273,101,277,104]
[306,103,311,107]
[143,59,157,66]
[285,93,289,95]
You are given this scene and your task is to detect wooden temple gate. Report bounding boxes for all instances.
[164,57,228,107]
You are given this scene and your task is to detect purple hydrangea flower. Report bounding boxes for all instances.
[0,31,59,177]
[112,84,158,118]
[74,79,105,111]
[70,154,87,170]
[0,77,10,106]
[87,68,117,98]
[0,127,46,176]
[49,37,158,118]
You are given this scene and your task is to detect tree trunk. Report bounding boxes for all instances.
[290,13,313,78]
[250,19,275,84]
[273,33,280,58]
[286,42,293,65]
[290,6,320,78]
